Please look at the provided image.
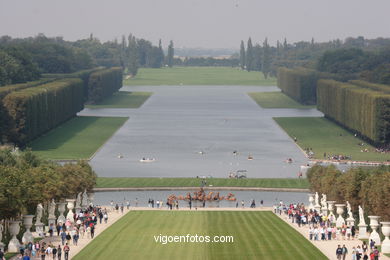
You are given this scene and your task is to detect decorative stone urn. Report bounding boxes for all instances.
[381,222,390,254]
[22,215,34,244]
[335,204,346,228]
[66,199,75,223]
[57,202,67,224]
[8,221,21,253]
[368,216,381,245]
[308,194,315,210]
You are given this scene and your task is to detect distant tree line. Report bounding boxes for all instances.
[239,36,390,80]
[0,34,176,86]
[307,164,390,221]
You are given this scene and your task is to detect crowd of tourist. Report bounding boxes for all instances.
[276,202,382,260]
[12,205,110,260]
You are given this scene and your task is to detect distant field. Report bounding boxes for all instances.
[96,177,309,189]
[274,117,390,162]
[85,91,152,109]
[249,92,316,109]
[124,67,276,86]
[73,211,326,260]
[29,117,128,159]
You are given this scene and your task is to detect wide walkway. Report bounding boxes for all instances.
[18,207,388,259]
[277,211,390,260]
[80,85,322,178]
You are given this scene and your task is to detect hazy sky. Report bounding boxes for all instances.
[1,0,389,49]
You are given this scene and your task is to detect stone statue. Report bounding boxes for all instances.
[315,192,319,206]
[35,203,44,224]
[346,201,353,219]
[321,194,327,208]
[48,199,56,219]
[76,192,82,208]
[82,189,88,208]
[359,205,366,225]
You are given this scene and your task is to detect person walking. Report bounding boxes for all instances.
[104,212,108,224]
[342,244,348,260]
[336,245,343,260]
[57,245,62,260]
[52,246,57,260]
[60,231,66,246]
[63,244,70,260]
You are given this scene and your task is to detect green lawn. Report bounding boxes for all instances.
[249,92,316,109]
[29,116,128,160]
[124,67,276,86]
[73,211,326,260]
[85,91,152,109]
[274,117,390,162]
[96,177,309,189]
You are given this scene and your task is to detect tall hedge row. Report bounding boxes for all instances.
[42,67,104,101]
[87,67,123,104]
[349,80,390,94]
[2,78,84,145]
[277,67,319,105]
[317,79,390,145]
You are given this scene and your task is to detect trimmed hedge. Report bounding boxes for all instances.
[317,79,390,145]
[349,80,390,94]
[277,67,319,105]
[2,78,84,146]
[88,67,122,104]
[42,67,104,100]
[0,79,55,100]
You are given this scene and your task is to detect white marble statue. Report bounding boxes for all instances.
[346,201,353,219]
[359,205,366,225]
[76,192,82,208]
[82,189,88,207]
[321,194,327,208]
[48,199,56,219]
[315,192,319,206]
[35,203,44,224]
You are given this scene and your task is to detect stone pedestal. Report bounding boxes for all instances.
[57,202,67,224]
[48,217,56,227]
[346,217,355,227]
[87,192,94,206]
[321,207,328,216]
[358,223,368,239]
[22,215,34,244]
[75,207,82,214]
[66,199,75,223]
[308,194,314,210]
[335,204,345,228]
[35,223,45,238]
[314,204,321,214]
[368,216,381,245]
[7,221,21,253]
[381,222,390,254]
[327,201,336,223]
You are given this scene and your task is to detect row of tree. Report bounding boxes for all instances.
[0,67,123,146]
[0,34,176,86]
[317,79,390,146]
[2,79,84,146]
[0,148,96,219]
[307,164,390,221]
[239,36,390,79]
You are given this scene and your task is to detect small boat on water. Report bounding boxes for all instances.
[140,158,155,163]
[247,154,253,160]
